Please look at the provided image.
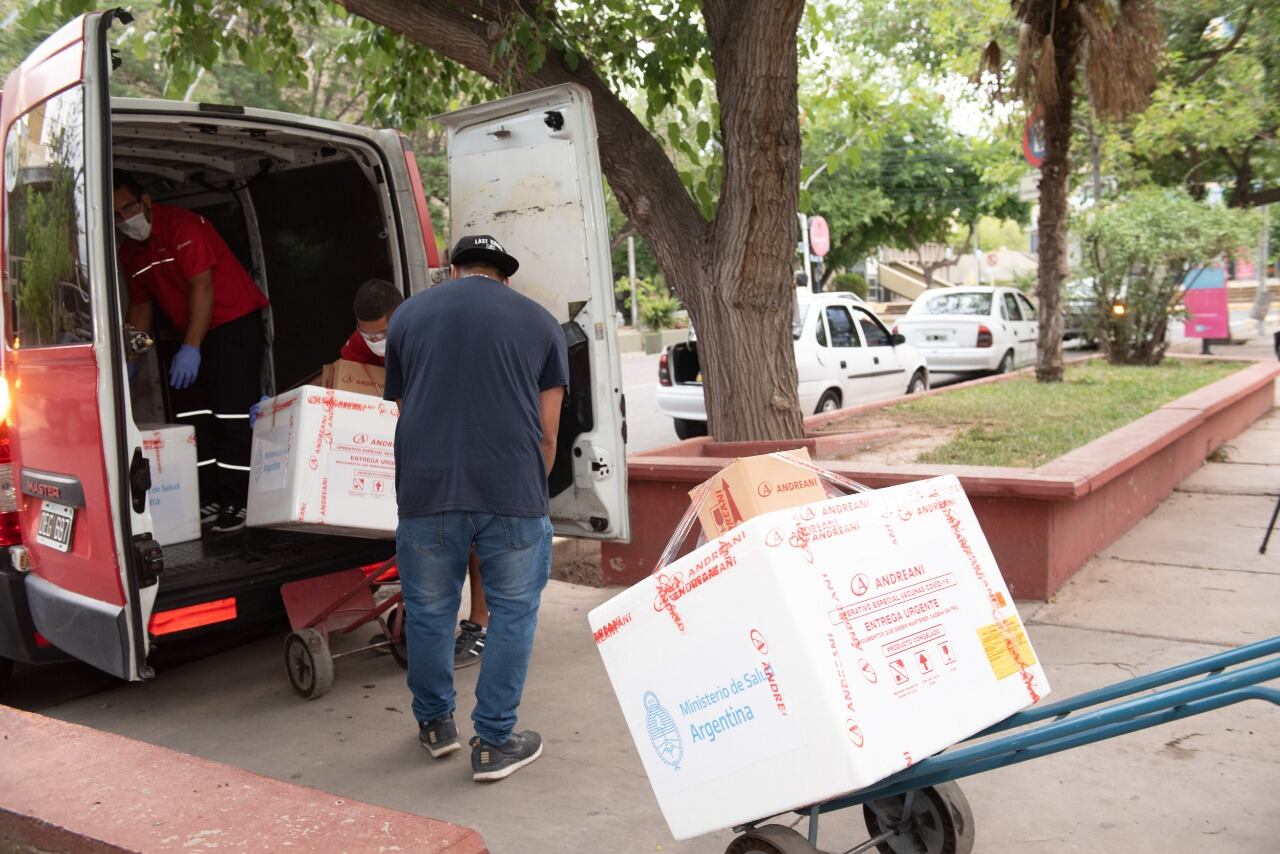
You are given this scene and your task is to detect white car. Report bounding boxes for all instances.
[894,287,1039,374]
[657,292,929,439]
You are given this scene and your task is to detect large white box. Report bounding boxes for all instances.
[246,386,399,538]
[588,475,1050,841]
[138,423,200,546]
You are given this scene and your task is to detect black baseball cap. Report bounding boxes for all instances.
[449,234,519,277]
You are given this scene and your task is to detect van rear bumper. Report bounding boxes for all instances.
[0,564,74,666]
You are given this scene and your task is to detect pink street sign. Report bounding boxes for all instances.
[809,215,830,257]
[1183,267,1229,339]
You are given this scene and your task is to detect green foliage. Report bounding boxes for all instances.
[976,216,1028,251]
[1077,189,1260,365]
[829,272,868,299]
[615,275,681,330]
[13,135,78,345]
[888,359,1245,467]
[1124,1,1280,207]
[800,67,1027,273]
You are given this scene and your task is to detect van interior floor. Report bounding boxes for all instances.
[155,529,395,610]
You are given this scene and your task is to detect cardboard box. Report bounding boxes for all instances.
[246,385,399,538]
[138,424,200,546]
[320,359,386,398]
[689,449,828,539]
[589,475,1050,840]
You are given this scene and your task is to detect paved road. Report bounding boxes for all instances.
[620,352,678,454]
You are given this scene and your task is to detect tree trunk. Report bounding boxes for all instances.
[1033,7,1081,384]
[336,0,807,441]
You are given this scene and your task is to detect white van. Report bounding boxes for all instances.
[0,10,629,687]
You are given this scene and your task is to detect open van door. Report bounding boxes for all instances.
[2,10,157,679]
[437,85,630,541]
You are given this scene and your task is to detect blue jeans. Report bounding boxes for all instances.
[396,511,553,744]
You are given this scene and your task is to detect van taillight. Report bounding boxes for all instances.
[658,353,672,387]
[976,326,994,348]
[0,373,20,546]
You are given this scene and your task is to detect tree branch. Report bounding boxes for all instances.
[333,0,708,295]
[1186,1,1255,85]
[1246,187,1280,207]
[609,221,638,253]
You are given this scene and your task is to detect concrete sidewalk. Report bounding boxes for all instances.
[8,350,1280,853]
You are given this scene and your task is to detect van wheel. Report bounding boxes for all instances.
[906,369,928,395]
[995,350,1015,374]
[815,389,841,414]
[0,656,12,694]
[674,418,708,440]
[285,629,334,700]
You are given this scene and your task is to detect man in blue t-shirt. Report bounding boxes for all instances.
[384,234,568,782]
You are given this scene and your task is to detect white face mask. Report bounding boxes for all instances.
[118,211,152,242]
[366,338,387,357]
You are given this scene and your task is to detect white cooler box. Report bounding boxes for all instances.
[138,423,200,546]
[246,386,399,538]
[589,475,1050,840]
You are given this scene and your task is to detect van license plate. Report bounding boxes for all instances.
[36,501,75,553]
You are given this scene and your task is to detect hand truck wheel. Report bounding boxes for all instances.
[385,605,408,669]
[724,824,820,854]
[861,782,975,854]
[285,628,334,700]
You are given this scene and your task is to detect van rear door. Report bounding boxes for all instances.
[437,85,630,541]
[2,11,153,679]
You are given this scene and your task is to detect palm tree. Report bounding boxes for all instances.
[992,1,1162,381]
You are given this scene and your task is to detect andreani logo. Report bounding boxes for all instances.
[644,691,683,770]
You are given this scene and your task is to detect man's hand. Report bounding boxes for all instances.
[169,345,201,389]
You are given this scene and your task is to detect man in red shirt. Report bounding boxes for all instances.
[115,172,269,534]
[339,278,401,367]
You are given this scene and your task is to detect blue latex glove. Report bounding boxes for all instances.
[169,344,201,390]
[127,360,140,382]
[248,394,270,429]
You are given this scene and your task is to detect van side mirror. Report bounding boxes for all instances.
[891,333,906,346]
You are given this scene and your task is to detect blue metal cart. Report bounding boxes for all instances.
[724,636,1280,854]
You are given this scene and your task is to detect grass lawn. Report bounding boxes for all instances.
[884,358,1246,468]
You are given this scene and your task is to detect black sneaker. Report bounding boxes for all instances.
[453,620,486,669]
[419,714,461,758]
[209,504,246,534]
[471,730,542,781]
[200,502,221,526]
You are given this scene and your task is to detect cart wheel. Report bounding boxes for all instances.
[284,629,334,700]
[724,824,819,854]
[385,606,408,669]
[861,783,975,854]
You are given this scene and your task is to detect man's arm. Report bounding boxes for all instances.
[538,386,565,475]
[183,269,214,348]
[126,300,153,337]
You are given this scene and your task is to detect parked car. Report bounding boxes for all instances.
[656,292,928,439]
[1063,277,1099,346]
[894,287,1039,375]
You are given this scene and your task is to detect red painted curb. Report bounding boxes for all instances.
[0,707,488,853]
